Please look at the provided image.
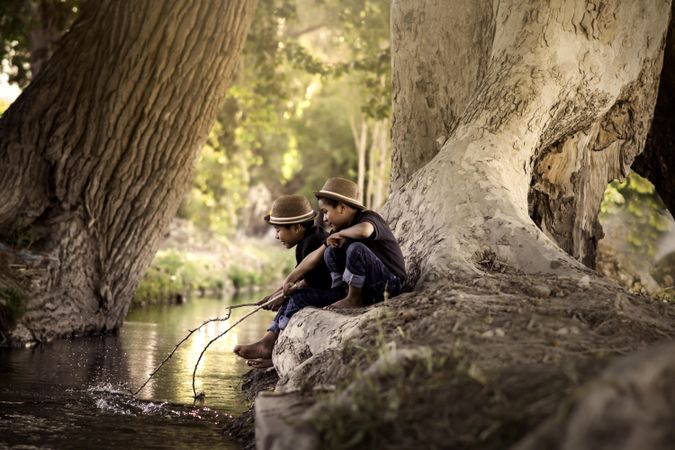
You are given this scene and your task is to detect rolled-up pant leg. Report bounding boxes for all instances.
[324,245,348,288]
[342,242,402,305]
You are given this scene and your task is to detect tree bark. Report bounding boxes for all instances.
[385,0,671,286]
[390,0,495,192]
[0,0,258,345]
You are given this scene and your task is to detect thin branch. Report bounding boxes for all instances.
[191,294,280,399]
[286,23,326,38]
[132,298,275,396]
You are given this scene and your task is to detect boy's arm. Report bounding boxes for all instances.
[283,245,325,294]
[326,222,374,248]
[256,285,284,306]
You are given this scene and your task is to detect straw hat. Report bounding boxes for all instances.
[314,177,365,210]
[264,195,317,225]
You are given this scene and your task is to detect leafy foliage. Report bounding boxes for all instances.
[0,0,81,87]
[182,0,391,236]
[600,172,672,257]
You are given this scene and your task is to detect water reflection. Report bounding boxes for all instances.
[0,293,274,449]
[123,293,274,412]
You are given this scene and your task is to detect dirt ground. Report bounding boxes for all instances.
[228,266,675,449]
[223,367,279,449]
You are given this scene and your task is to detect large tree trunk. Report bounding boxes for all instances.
[386,0,670,285]
[245,2,675,449]
[0,0,257,345]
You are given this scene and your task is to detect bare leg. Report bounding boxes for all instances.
[233,331,279,360]
[326,285,363,309]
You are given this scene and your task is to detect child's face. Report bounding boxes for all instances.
[318,199,349,230]
[274,224,304,248]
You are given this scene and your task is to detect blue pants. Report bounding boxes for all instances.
[268,286,346,332]
[324,242,402,306]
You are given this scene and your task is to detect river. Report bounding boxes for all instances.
[0,294,275,449]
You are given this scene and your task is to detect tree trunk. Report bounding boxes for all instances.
[29,0,63,78]
[386,0,671,286]
[366,122,377,208]
[632,4,675,214]
[0,0,258,345]
[249,3,675,449]
[350,116,368,205]
[371,119,390,209]
[390,0,495,192]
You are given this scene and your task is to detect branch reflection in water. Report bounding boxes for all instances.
[122,294,274,412]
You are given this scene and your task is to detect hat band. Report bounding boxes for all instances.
[316,190,363,207]
[269,210,315,224]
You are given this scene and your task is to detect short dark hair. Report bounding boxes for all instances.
[317,197,340,208]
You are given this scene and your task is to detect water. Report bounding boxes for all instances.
[0,294,275,449]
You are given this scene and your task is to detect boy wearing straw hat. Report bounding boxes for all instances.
[234,194,346,366]
[283,177,406,309]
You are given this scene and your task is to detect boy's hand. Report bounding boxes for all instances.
[266,295,286,311]
[283,274,300,296]
[326,232,347,248]
[256,294,271,306]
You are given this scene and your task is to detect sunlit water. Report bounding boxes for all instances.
[0,294,275,449]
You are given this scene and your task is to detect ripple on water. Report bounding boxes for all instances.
[87,382,223,424]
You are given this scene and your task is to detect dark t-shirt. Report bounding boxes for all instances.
[295,226,332,289]
[349,210,407,282]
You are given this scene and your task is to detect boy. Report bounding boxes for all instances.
[283,177,406,308]
[234,194,345,367]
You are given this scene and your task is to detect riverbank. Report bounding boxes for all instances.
[223,368,279,450]
[229,269,675,450]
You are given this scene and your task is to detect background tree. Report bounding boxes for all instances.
[0,0,258,344]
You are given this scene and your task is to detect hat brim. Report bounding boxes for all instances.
[314,190,365,210]
[264,210,317,225]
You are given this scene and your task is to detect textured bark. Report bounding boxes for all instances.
[390,0,495,191]
[0,0,257,345]
[384,0,671,286]
[633,5,675,214]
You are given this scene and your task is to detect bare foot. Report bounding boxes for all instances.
[247,358,274,369]
[325,285,363,310]
[233,331,278,360]
[326,295,363,309]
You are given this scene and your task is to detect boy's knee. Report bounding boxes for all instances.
[324,246,337,263]
[346,242,368,259]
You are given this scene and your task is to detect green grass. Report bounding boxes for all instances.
[133,242,295,307]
